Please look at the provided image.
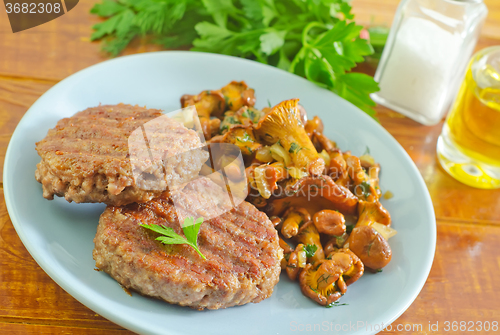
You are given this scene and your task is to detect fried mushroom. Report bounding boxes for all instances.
[286,244,307,281]
[221,81,256,112]
[299,249,364,306]
[295,221,325,263]
[281,207,311,238]
[254,99,325,176]
[313,209,346,236]
[357,200,391,227]
[346,225,392,270]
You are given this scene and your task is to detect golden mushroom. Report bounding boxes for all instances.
[295,221,325,263]
[346,225,392,270]
[299,248,364,306]
[254,99,325,176]
[313,209,346,236]
[281,207,311,239]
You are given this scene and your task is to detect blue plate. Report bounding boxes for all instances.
[3,51,436,335]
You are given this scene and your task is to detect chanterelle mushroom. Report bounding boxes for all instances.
[346,225,392,270]
[357,200,391,226]
[313,209,346,236]
[281,207,311,238]
[299,248,364,306]
[210,125,262,156]
[283,175,358,215]
[220,81,256,112]
[295,221,325,263]
[254,99,325,176]
[181,90,226,140]
[285,243,307,281]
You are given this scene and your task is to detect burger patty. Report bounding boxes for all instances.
[93,177,282,310]
[35,104,208,206]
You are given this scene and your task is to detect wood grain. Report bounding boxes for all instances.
[1,0,500,334]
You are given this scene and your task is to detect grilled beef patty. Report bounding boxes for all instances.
[35,104,208,206]
[93,177,282,310]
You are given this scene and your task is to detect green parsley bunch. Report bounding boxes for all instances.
[90,0,379,118]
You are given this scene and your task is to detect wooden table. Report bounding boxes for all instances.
[1,0,499,333]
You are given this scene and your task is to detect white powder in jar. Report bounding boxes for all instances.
[377,17,463,122]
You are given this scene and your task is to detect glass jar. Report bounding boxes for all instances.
[437,46,500,189]
[372,0,488,125]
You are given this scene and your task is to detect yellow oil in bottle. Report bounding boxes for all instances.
[437,47,500,189]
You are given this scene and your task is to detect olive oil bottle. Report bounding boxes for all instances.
[437,46,500,189]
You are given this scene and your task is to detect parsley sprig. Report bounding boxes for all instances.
[90,0,380,119]
[140,216,206,260]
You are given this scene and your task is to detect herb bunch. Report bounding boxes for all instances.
[90,0,379,118]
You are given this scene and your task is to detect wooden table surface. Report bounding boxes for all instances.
[1,0,500,334]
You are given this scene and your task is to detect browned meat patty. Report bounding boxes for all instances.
[35,104,208,206]
[93,177,282,310]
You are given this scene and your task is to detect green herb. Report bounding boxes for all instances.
[90,0,380,119]
[363,146,370,155]
[326,301,348,308]
[289,142,303,154]
[365,26,389,66]
[242,108,259,121]
[316,272,332,286]
[359,180,372,198]
[220,114,241,134]
[335,235,346,246]
[376,268,383,273]
[236,132,253,143]
[304,244,318,258]
[346,224,354,234]
[267,99,272,108]
[140,216,206,260]
[366,240,374,257]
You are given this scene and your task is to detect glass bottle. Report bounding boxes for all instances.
[372,0,488,125]
[437,46,500,189]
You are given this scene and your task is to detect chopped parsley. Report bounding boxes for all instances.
[304,244,318,258]
[289,142,302,154]
[236,132,253,143]
[359,180,372,198]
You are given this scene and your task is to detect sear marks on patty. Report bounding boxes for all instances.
[35,104,208,206]
[93,177,282,310]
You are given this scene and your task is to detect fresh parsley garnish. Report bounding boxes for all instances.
[236,132,253,143]
[242,108,257,121]
[289,142,303,154]
[304,244,318,258]
[140,216,206,260]
[90,0,380,119]
[359,180,372,198]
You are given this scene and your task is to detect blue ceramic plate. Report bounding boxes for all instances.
[4,52,435,335]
